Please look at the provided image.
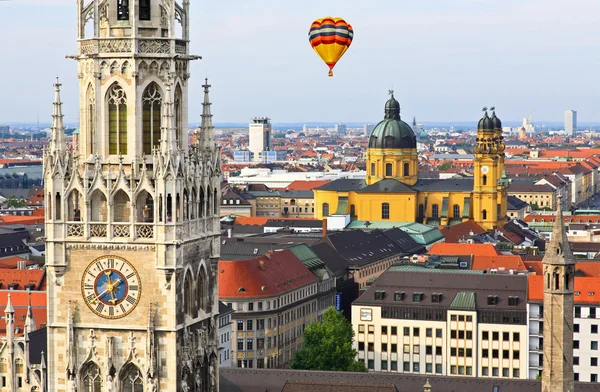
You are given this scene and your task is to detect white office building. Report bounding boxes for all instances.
[249,117,272,162]
[565,110,577,136]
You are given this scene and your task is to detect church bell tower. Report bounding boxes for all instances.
[44,1,221,391]
[472,108,507,230]
[542,197,575,392]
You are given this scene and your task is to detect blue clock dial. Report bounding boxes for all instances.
[82,256,141,319]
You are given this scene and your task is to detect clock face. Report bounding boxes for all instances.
[81,255,141,319]
[481,166,489,174]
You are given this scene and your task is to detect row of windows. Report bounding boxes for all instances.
[482,331,520,341]
[360,325,443,338]
[359,341,444,356]
[574,340,599,350]
[367,360,443,374]
[481,349,520,360]
[370,162,411,177]
[574,324,599,333]
[117,0,152,21]
[480,367,520,378]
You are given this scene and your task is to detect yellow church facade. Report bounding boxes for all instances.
[314,94,507,231]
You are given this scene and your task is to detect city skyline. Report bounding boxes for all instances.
[1,0,599,123]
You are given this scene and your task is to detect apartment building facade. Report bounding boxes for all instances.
[352,265,528,380]
[219,248,333,369]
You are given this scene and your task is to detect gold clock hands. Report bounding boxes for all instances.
[107,278,122,304]
[89,287,110,304]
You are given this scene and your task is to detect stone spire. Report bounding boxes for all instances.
[5,292,14,315]
[543,196,575,266]
[50,77,67,154]
[200,78,214,151]
[24,291,36,333]
[423,379,432,392]
[542,194,575,392]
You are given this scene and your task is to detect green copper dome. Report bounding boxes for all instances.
[368,92,416,149]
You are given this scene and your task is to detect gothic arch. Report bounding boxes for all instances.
[190,187,197,219]
[113,189,131,223]
[121,60,130,76]
[80,361,102,392]
[66,189,84,221]
[199,186,205,218]
[183,268,196,318]
[142,82,163,154]
[135,189,154,223]
[119,362,144,392]
[89,189,108,222]
[106,82,128,155]
[206,185,212,218]
[197,264,209,314]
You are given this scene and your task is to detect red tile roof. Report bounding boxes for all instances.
[219,249,317,298]
[528,275,600,304]
[0,269,45,290]
[233,217,271,226]
[428,243,501,257]
[471,255,527,271]
[0,216,44,225]
[439,220,485,243]
[0,256,36,270]
[0,291,47,335]
[286,180,331,191]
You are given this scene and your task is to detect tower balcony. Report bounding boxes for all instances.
[78,37,188,57]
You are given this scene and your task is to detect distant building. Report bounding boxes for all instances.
[335,124,347,135]
[363,123,375,135]
[565,110,577,136]
[249,117,272,163]
[0,125,9,138]
[233,150,253,163]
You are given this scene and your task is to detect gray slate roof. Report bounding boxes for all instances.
[356,179,415,193]
[412,178,474,192]
[314,178,367,192]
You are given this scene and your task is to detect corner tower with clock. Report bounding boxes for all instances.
[472,108,507,230]
[44,1,221,391]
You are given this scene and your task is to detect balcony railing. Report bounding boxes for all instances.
[79,38,187,56]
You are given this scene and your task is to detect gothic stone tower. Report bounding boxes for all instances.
[44,1,221,391]
[472,108,507,230]
[542,197,575,392]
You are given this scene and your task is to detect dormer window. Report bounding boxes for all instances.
[394,291,404,301]
[413,292,423,303]
[487,295,498,306]
[374,291,386,300]
[508,296,519,306]
[431,293,442,303]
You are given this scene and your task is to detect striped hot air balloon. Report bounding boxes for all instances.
[309,17,354,77]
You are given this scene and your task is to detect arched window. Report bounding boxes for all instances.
[207,186,212,218]
[214,188,218,215]
[482,175,487,186]
[175,85,183,148]
[554,270,560,290]
[199,187,205,218]
[113,190,131,222]
[385,163,393,177]
[382,203,390,220]
[322,203,329,217]
[403,162,409,177]
[121,363,144,392]
[107,84,128,155]
[453,204,460,218]
[86,84,95,155]
[370,163,376,176]
[350,204,356,217]
[482,209,487,220]
[117,0,129,20]
[431,204,439,218]
[81,362,102,392]
[139,0,151,21]
[67,189,83,221]
[55,193,62,221]
[418,204,424,218]
[183,190,189,220]
[136,190,154,223]
[198,266,210,313]
[184,271,195,317]
[142,83,162,154]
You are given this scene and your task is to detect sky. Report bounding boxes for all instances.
[1,0,599,124]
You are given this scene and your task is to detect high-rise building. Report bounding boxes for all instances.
[564,110,577,136]
[249,117,272,162]
[542,197,574,392]
[335,124,347,135]
[44,1,221,391]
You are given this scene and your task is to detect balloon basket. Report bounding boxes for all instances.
[328,70,333,77]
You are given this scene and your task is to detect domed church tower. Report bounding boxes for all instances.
[366,91,418,186]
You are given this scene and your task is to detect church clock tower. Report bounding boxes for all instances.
[472,108,507,230]
[44,1,221,391]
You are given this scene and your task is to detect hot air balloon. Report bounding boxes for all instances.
[309,17,353,77]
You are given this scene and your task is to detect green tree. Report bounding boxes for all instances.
[290,307,366,372]
[436,162,452,172]
[7,197,25,208]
